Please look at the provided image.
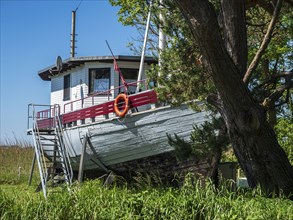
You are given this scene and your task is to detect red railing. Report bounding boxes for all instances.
[63,80,149,113]
[34,80,158,128]
[62,100,115,124]
[128,90,158,108]
[62,90,157,124]
[27,104,60,130]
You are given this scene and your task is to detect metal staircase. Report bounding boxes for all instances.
[28,104,73,198]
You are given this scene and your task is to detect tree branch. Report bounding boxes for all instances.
[247,0,275,14]
[254,74,287,90]
[243,0,283,84]
[246,0,275,14]
[284,0,293,7]
[273,89,290,108]
[262,80,293,109]
[246,20,270,27]
[207,93,223,112]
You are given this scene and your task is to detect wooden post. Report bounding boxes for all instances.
[28,152,36,186]
[78,134,88,183]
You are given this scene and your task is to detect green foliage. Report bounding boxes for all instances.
[109,0,147,27]
[246,4,293,119]
[221,148,238,163]
[275,118,293,165]
[167,133,192,162]
[145,2,216,105]
[148,46,214,106]
[109,0,161,56]
[247,5,293,70]
[111,0,293,118]
[168,117,228,162]
[110,0,215,105]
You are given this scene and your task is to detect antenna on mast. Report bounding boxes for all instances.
[70,0,83,58]
[70,10,77,58]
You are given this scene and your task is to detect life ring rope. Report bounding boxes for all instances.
[114,94,129,117]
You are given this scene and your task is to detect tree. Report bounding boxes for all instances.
[173,0,293,196]
[110,0,293,196]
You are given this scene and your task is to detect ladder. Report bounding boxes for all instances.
[30,104,73,198]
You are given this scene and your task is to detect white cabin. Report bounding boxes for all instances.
[38,56,157,117]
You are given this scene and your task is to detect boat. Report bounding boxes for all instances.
[27,8,216,198]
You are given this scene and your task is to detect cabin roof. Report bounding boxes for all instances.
[38,55,157,81]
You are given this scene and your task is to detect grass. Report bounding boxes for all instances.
[0,146,39,185]
[1,180,292,219]
[0,146,292,219]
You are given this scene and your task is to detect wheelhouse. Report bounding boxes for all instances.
[31,55,158,129]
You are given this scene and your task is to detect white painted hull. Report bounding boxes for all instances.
[45,104,209,171]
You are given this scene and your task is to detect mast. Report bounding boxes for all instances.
[158,0,166,67]
[136,1,153,93]
[70,10,76,58]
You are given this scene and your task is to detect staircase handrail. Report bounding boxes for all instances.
[53,105,73,184]
[31,104,48,198]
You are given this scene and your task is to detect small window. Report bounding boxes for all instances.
[89,68,111,94]
[63,74,71,100]
[119,68,139,94]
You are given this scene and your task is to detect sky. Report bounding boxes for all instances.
[0,0,139,145]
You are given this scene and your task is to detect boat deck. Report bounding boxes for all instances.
[28,88,158,131]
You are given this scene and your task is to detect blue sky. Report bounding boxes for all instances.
[0,0,138,144]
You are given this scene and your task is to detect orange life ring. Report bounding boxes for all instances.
[114,93,129,117]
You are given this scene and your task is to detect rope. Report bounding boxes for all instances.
[117,115,127,123]
[75,0,84,12]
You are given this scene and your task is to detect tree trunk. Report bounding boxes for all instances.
[220,0,247,76]
[174,0,293,196]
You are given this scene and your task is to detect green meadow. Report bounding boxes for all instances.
[1,146,292,220]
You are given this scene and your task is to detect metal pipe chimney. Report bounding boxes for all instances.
[70,10,76,58]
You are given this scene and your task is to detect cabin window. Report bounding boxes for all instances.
[63,74,71,100]
[89,68,111,94]
[119,68,139,94]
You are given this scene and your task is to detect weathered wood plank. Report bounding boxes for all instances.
[59,104,210,170]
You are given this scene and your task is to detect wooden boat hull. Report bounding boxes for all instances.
[54,104,210,172]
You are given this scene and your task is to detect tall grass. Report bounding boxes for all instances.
[0,146,38,185]
[0,133,32,148]
[1,179,292,220]
[0,147,292,219]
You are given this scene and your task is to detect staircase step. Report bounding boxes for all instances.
[41,144,57,148]
[31,114,73,198]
